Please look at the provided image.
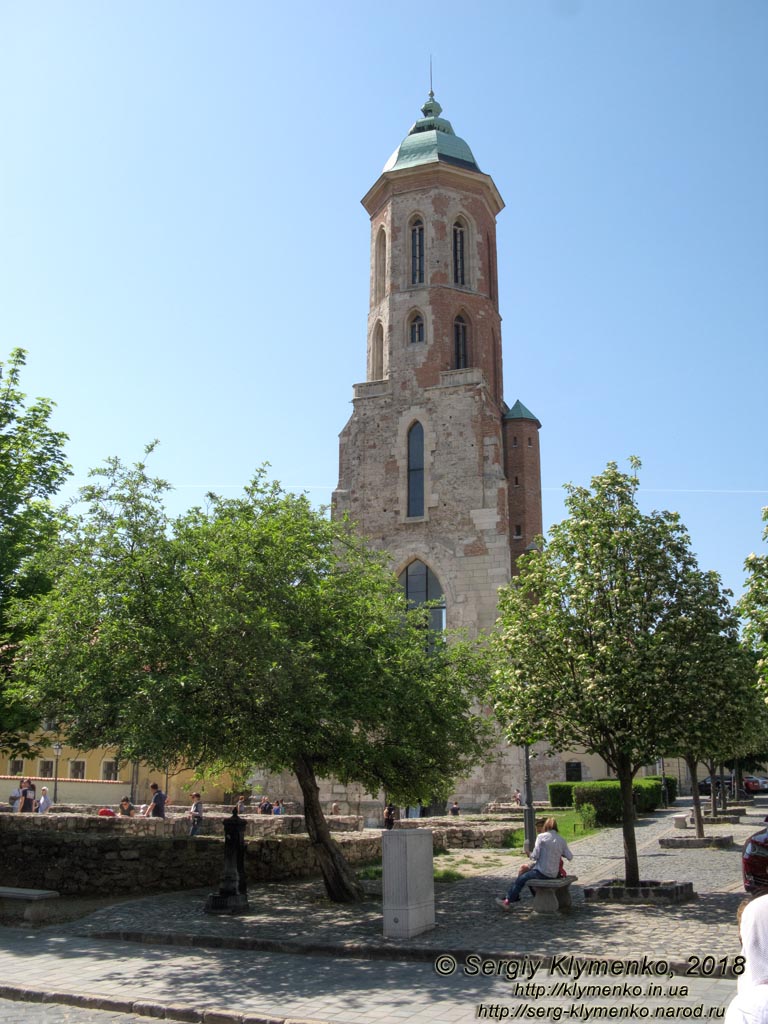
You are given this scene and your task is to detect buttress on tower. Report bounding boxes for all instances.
[333,95,545,807]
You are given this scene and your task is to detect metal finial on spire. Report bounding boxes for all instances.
[421,57,442,120]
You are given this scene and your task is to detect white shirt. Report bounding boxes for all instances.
[530,830,573,878]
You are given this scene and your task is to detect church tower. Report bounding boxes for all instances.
[333,95,544,806]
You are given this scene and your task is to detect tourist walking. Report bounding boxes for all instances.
[188,792,204,836]
[37,787,52,813]
[496,816,573,909]
[143,782,166,818]
[383,802,396,830]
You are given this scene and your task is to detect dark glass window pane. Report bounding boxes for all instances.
[407,422,424,517]
[410,315,424,344]
[398,560,446,633]
[453,224,465,285]
[454,316,468,369]
[411,220,424,284]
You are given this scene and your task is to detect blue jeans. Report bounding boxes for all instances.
[505,867,548,902]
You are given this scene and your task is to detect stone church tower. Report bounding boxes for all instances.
[332,95,546,807]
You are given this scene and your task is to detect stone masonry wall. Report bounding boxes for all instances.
[0,814,380,896]
[0,815,519,896]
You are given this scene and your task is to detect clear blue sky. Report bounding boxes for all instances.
[1,1,766,599]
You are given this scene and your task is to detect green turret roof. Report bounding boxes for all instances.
[504,399,541,428]
[383,93,481,174]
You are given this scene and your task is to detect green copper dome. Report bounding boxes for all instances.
[383,93,481,174]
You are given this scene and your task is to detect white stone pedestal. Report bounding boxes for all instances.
[382,828,435,939]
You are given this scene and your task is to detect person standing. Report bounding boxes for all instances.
[143,782,166,818]
[37,787,52,813]
[496,817,573,909]
[188,792,203,836]
[383,802,396,830]
[18,779,36,812]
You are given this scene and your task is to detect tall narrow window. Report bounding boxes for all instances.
[407,421,424,517]
[371,322,384,380]
[399,560,446,632]
[411,218,424,285]
[453,222,465,285]
[374,227,386,304]
[409,313,424,344]
[454,316,468,368]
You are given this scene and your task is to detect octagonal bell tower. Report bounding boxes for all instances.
[333,95,544,806]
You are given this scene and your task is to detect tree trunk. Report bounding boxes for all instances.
[719,762,728,812]
[294,754,364,903]
[617,759,640,887]
[707,760,718,818]
[686,756,704,839]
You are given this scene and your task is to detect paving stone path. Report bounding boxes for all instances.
[0,797,762,1023]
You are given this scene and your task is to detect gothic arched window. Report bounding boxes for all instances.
[407,421,424,517]
[453,221,466,286]
[399,560,446,632]
[409,312,425,344]
[374,227,387,304]
[410,218,424,285]
[454,315,469,369]
[371,321,384,380]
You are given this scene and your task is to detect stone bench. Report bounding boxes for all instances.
[673,813,688,829]
[528,875,578,914]
[0,886,60,922]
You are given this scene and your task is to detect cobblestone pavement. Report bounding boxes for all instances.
[0,798,762,1023]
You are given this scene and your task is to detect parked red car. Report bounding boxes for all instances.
[742,828,768,892]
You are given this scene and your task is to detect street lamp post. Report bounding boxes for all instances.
[52,742,62,803]
[523,742,536,854]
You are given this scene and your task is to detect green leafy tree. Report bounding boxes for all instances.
[742,506,768,689]
[490,459,726,887]
[11,456,492,902]
[657,570,764,835]
[0,349,70,754]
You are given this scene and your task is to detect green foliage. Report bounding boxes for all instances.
[357,864,383,880]
[10,456,493,803]
[548,781,579,807]
[501,829,524,849]
[573,780,662,823]
[490,458,755,886]
[578,803,597,831]
[633,779,663,813]
[434,868,465,882]
[646,775,678,802]
[573,782,624,824]
[742,506,768,693]
[0,349,70,754]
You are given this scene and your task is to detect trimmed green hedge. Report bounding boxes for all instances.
[645,775,678,802]
[572,778,664,824]
[548,782,580,807]
[573,782,623,824]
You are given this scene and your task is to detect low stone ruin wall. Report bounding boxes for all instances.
[0,815,381,896]
[2,809,363,836]
[0,815,518,897]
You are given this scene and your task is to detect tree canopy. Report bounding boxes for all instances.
[490,459,747,885]
[11,453,492,900]
[0,349,70,754]
[742,506,768,690]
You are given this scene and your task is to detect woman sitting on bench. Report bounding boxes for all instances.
[497,817,573,910]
